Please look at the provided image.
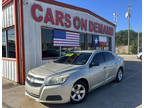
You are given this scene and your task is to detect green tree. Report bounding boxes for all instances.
[116,30,142,54]
[130,41,137,54]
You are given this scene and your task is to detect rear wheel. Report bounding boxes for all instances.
[116,69,123,82]
[70,81,87,103]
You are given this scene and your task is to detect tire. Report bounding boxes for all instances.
[70,81,88,103]
[116,68,123,82]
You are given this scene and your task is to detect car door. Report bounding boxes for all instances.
[102,52,117,82]
[89,52,106,89]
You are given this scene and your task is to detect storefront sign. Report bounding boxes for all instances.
[31,3,114,36]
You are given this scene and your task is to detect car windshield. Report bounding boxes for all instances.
[54,52,92,65]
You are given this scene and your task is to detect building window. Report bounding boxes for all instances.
[41,28,88,58]
[2,30,6,57]
[41,28,60,58]
[108,37,112,51]
[80,33,86,50]
[98,36,111,51]
[7,28,16,58]
[61,33,86,56]
[88,35,93,50]
[2,27,16,58]
[88,35,112,51]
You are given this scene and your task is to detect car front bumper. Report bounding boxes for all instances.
[25,81,73,103]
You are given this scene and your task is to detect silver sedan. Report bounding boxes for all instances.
[25,50,124,104]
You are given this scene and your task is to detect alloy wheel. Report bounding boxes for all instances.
[71,84,86,102]
[118,69,123,81]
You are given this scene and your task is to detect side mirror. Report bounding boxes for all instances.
[89,62,99,68]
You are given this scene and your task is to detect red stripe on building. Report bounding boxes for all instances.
[19,0,25,84]
[14,0,20,83]
[2,0,13,7]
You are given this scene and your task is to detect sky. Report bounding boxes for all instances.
[56,0,142,32]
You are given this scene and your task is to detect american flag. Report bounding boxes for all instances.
[53,30,80,47]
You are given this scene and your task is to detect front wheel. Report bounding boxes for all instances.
[116,69,123,82]
[70,81,87,103]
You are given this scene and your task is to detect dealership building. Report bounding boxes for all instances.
[2,0,116,84]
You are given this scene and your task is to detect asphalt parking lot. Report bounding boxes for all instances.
[2,55,142,108]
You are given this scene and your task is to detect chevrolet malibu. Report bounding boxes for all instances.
[25,50,124,103]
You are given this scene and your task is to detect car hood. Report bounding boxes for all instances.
[29,62,83,78]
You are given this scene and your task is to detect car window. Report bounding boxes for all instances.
[73,53,92,65]
[103,52,115,62]
[91,52,105,64]
[54,52,92,65]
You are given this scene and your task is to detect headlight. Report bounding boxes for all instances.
[44,74,69,86]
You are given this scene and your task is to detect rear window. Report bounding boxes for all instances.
[103,52,115,62]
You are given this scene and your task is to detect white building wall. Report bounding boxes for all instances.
[23,0,115,75]
[2,60,17,82]
[2,2,17,82]
[23,3,42,75]
[2,2,15,28]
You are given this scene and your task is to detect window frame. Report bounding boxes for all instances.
[2,26,16,59]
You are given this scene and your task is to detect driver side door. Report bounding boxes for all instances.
[89,52,106,89]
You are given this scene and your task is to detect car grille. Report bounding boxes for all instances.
[26,74,44,87]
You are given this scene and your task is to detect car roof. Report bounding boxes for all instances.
[74,50,95,53]
[74,50,113,54]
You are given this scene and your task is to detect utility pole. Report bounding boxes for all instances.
[113,13,118,25]
[125,4,131,54]
[137,24,140,54]
[113,13,118,53]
